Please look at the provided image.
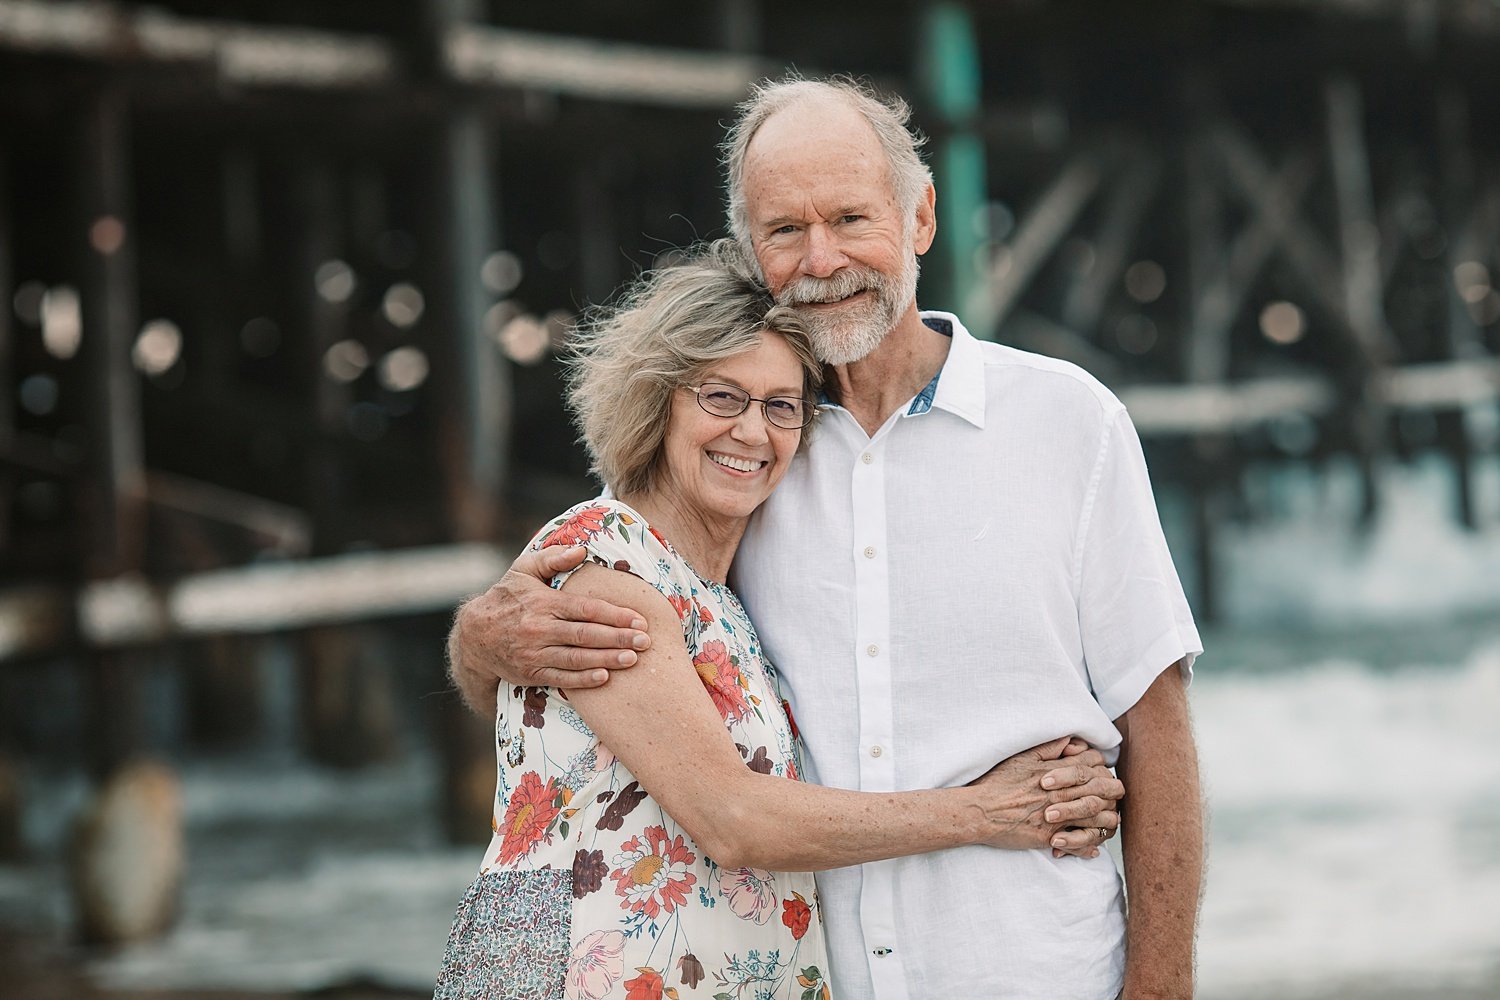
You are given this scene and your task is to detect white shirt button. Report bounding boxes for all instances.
[869,745,884,758]
[863,546,876,559]
[861,452,873,464]
[866,644,879,657]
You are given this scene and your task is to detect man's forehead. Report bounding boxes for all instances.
[742,102,892,213]
[746,94,875,159]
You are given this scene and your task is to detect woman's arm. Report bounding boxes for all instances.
[563,564,1121,873]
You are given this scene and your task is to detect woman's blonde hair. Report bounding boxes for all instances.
[565,239,823,496]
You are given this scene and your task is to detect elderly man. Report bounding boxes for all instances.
[450,76,1203,999]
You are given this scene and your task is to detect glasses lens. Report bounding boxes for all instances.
[764,396,810,428]
[697,383,748,417]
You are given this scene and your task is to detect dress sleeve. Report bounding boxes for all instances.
[532,500,698,644]
[1075,409,1203,720]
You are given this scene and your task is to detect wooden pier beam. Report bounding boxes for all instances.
[1182,126,1228,623]
[75,84,151,777]
[1326,74,1394,527]
[0,152,14,555]
[1062,149,1159,338]
[1436,84,1493,530]
[423,0,506,842]
[69,82,184,946]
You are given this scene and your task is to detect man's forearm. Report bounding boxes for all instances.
[1116,664,1203,1000]
[447,598,499,716]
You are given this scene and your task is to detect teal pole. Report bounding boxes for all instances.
[918,2,990,337]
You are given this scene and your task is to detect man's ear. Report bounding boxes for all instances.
[913,182,937,256]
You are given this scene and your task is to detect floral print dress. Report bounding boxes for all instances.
[434,498,832,1000]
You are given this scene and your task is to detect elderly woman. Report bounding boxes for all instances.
[433,241,1117,1000]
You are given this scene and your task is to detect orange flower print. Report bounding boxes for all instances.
[696,602,714,626]
[610,826,697,919]
[693,640,751,722]
[667,593,692,622]
[540,505,610,549]
[623,967,664,1000]
[647,525,670,550]
[782,891,812,940]
[495,771,561,865]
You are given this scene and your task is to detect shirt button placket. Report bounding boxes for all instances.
[849,440,906,1000]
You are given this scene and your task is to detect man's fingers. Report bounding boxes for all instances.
[512,546,581,582]
[549,645,642,672]
[524,664,613,690]
[555,592,649,635]
[550,620,650,653]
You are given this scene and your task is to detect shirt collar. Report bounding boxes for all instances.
[912,310,987,429]
[816,310,987,430]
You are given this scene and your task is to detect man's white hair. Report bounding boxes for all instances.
[721,74,933,247]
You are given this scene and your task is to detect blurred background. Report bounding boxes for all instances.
[1,1,1498,997]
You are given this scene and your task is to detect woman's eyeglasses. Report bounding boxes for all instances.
[687,382,814,429]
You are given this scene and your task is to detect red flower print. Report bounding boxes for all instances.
[692,640,751,723]
[609,825,697,919]
[782,891,812,940]
[696,602,714,625]
[667,593,692,622]
[540,504,610,549]
[623,967,664,1000]
[648,525,670,550]
[781,698,800,741]
[495,771,561,865]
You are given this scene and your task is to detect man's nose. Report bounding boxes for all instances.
[801,225,847,278]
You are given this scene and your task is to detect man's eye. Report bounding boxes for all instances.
[772,225,797,235]
[839,215,862,224]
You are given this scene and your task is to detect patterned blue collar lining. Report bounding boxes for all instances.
[818,316,953,412]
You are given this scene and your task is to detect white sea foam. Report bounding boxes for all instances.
[1194,644,1500,998]
[1218,454,1500,626]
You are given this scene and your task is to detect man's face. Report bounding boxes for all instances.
[740,100,934,365]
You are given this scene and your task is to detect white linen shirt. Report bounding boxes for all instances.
[730,311,1202,1000]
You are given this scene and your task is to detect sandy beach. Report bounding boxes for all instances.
[0,929,426,1000]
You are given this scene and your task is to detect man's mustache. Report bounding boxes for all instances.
[778,266,886,307]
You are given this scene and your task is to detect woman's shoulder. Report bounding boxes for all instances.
[528,497,690,597]
[528,497,650,551]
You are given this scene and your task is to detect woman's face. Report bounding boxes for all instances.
[657,331,807,524]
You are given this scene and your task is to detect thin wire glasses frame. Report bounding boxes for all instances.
[685,382,815,429]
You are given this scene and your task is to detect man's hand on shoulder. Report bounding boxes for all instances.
[446,545,651,715]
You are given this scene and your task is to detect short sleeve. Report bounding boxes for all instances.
[1075,409,1202,720]
[529,499,699,644]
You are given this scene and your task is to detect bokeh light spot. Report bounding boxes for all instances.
[133,319,183,376]
[381,283,425,329]
[1259,301,1306,345]
[377,346,429,392]
[41,286,82,359]
[1124,260,1167,304]
[323,339,369,383]
[315,260,356,304]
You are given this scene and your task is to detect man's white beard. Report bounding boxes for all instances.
[777,251,920,366]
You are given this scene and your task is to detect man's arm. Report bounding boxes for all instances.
[1115,662,1203,1000]
[445,545,650,715]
